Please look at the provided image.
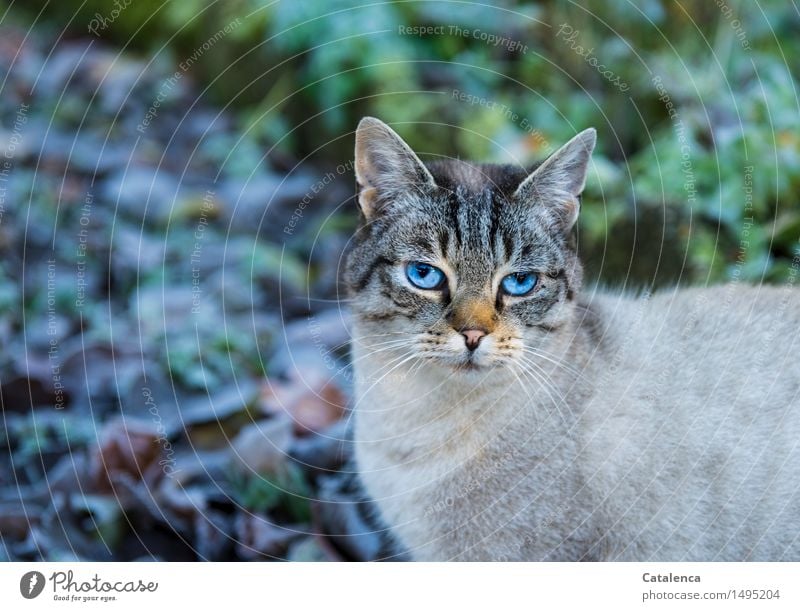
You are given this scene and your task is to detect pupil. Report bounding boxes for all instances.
[417,265,429,277]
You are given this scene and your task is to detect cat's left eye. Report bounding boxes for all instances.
[406,262,446,290]
[501,272,538,296]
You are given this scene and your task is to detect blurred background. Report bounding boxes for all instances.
[0,0,798,561]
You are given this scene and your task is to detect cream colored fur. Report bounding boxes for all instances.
[353,284,800,560]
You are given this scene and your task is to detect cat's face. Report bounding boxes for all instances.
[345,118,595,374]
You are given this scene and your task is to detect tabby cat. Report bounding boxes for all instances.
[345,117,800,561]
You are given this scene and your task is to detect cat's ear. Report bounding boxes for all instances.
[354,117,436,219]
[513,128,596,231]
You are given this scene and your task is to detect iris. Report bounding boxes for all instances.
[406,262,446,290]
[501,272,538,296]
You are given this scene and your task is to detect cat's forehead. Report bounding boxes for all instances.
[387,181,566,273]
[426,160,532,198]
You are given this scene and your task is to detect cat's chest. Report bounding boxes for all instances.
[355,419,583,560]
[353,366,581,559]
[353,360,529,466]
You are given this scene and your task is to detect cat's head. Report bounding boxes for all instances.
[344,117,595,373]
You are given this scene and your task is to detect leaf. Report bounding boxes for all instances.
[230,417,293,476]
[234,512,303,560]
[88,418,165,493]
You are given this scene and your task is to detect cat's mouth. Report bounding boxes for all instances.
[447,351,498,373]
[454,360,483,372]
[421,350,489,372]
[416,333,503,372]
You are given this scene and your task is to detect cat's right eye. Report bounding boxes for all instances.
[501,271,538,296]
[406,262,446,290]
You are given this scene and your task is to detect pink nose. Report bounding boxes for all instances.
[461,328,486,351]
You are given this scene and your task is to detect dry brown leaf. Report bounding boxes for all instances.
[234,512,302,560]
[230,416,293,475]
[88,418,165,493]
[259,376,346,436]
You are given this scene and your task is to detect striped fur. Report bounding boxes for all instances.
[346,118,590,344]
[346,118,800,561]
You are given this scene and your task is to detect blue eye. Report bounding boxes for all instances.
[406,262,446,290]
[501,272,538,296]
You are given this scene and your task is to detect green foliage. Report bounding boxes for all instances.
[8,0,800,286]
[231,463,312,523]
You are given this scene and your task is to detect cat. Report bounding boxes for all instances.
[344,117,800,561]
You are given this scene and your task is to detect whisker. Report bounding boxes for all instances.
[503,362,541,429]
[346,350,420,427]
[335,340,416,373]
[518,368,569,426]
[320,331,411,358]
[300,297,356,303]
[405,355,429,379]
[519,347,592,385]
[499,336,589,381]
[515,355,575,423]
[511,360,564,424]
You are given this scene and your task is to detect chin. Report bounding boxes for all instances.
[449,356,499,374]
[421,351,501,376]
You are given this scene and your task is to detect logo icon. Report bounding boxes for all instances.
[20,571,45,599]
